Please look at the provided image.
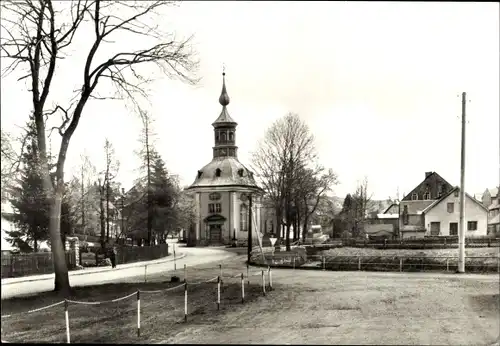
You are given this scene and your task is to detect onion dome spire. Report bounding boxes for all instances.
[219,70,230,106]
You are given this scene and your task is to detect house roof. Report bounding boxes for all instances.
[421,186,488,214]
[402,171,453,201]
[488,187,499,198]
[400,200,435,215]
[382,203,398,214]
[489,199,500,210]
[489,214,500,225]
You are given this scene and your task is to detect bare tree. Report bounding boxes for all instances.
[1,0,198,294]
[252,113,318,251]
[351,176,374,238]
[295,167,338,242]
[136,109,157,245]
[102,138,119,243]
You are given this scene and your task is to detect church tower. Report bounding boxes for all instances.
[212,72,238,159]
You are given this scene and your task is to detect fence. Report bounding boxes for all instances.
[1,251,77,279]
[256,253,500,274]
[0,262,275,343]
[342,237,500,249]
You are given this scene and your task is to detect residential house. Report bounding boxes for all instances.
[481,187,499,208]
[399,172,454,239]
[487,197,500,236]
[365,202,400,239]
[421,187,488,237]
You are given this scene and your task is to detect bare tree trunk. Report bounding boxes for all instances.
[34,238,38,253]
[285,223,291,251]
[106,178,110,242]
[99,183,105,249]
[50,189,70,294]
[81,169,85,235]
[302,214,309,242]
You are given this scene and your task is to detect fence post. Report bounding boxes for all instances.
[399,258,403,272]
[268,266,273,291]
[217,276,221,310]
[184,282,188,322]
[64,300,70,344]
[144,265,147,283]
[219,264,223,285]
[184,264,187,283]
[136,291,141,337]
[446,259,449,272]
[241,273,245,303]
[322,256,325,270]
[358,257,361,271]
[261,270,266,296]
[293,256,296,270]
[246,263,250,285]
[174,244,177,271]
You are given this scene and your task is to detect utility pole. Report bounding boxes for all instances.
[458,92,467,273]
[247,194,253,264]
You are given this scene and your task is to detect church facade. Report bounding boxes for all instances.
[185,72,264,246]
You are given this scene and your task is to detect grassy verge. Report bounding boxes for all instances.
[1,258,264,343]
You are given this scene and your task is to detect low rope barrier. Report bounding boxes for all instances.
[1,300,65,318]
[3,262,276,343]
[67,291,137,305]
[140,283,185,294]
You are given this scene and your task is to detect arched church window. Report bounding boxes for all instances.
[229,132,234,141]
[215,168,221,177]
[221,132,227,142]
[215,132,220,142]
[240,204,248,232]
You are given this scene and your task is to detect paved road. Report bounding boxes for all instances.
[1,245,236,300]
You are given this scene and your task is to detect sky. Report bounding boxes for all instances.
[1,1,499,200]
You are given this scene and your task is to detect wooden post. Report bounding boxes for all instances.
[184,264,187,283]
[322,256,326,270]
[268,266,273,291]
[446,258,449,272]
[247,263,250,285]
[144,265,147,283]
[219,263,222,279]
[217,276,221,310]
[241,273,245,303]
[358,257,361,271]
[64,300,70,344]
[293,256,296,270]
[184,283,188,322]
[261,270,266,296]
[399,258,403,272]
[136,291,141,337]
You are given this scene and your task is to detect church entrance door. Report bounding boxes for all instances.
[209,224,222,244]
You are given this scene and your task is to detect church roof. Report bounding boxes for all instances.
[187,157,262,191]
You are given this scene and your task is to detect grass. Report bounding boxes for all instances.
[2,250,499,345]
[1,258,264,343]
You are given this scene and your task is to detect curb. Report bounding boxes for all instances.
[1,253,187,286]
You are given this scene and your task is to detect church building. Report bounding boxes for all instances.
[185,72,264,246]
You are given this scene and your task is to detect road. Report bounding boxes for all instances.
[1,245,237,300]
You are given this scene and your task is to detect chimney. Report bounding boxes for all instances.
[425,172,433,179]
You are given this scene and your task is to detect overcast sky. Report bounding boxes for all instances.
[1,1,499,200]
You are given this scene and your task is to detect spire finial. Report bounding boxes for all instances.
[219,66,230,106]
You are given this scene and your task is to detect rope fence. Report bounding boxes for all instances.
[1,263,275,344]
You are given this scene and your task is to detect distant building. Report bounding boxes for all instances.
[399,172,454,239]
[365,202,400,239]
[421,187,488,237]
[487,197,500,236]
[185,72,264,246]
[399,172,488,239]
[481,187,499,208]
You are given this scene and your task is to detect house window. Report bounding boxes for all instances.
[437,184,443,198]
[447,203,454,213]
[467,221,477,231]
[423,192,431,200]
[240,204,248,231]
[215,168,221,177]
[430,222,441,236]
[454,190,459,197]
[449,222,458,236]
[411,193,418,200]
[209,203,221,214]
